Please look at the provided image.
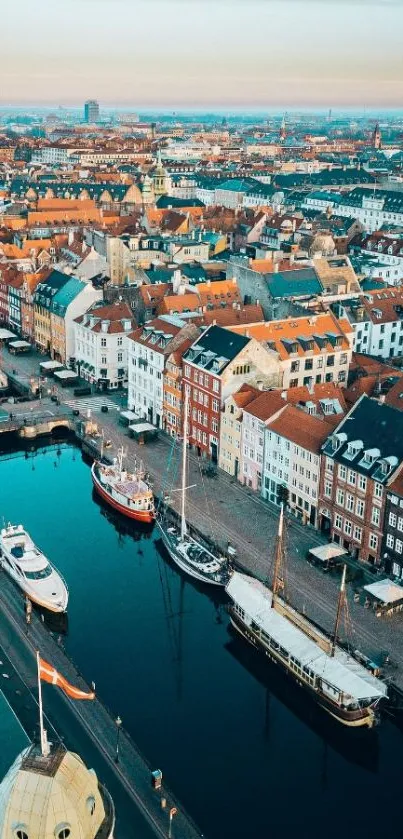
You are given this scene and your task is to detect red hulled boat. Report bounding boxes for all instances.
[91,448,155,524]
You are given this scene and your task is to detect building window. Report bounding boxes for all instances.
[356,498,365,518]
[118,337,123,347]
[334,513,342,529]
[324,481,332,498]
[347,469,356,486]
[389,512,397,527]
[371,507,380,527]
[396,539,403,554]
[369,533,378,551]
[212,398,219,412]
[344,519,352,536]
[336,488,344,506]
[101,338,106,347]
[185,365,190,377]
[346,493,354,512]
[325,457,334,473]
[398,517,403,532]
[353,525,362,542]
[374,482,383,500]
[386,534,394,549]
[211,418,219,433]
[118,352,123,363]
[338,464,347,480]
[358,475,367,492]
[212,379,220,393]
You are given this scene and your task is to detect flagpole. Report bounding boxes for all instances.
[36,651,49,757]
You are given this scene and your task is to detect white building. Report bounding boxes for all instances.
[127,315,198,426]
[263,404,331,526]
[337,188,403,232]
[73,300,134,390]
[339,288,403,360]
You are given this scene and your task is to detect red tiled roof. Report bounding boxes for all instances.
[267,404,339,453]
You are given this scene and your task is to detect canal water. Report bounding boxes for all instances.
[1,437,403,839]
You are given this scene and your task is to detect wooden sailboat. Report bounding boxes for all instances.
[157,390,230,586]
[226,506,387,728]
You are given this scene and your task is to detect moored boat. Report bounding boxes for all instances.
[157,390,230,587]
[91,448,155,524]
[0,524,68,613]
[226,508,387,728]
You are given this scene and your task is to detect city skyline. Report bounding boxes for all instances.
[3,0,403,108]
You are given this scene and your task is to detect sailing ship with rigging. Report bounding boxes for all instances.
[157,391,230,586]
[226,506,387,728]
[91,447,155,523]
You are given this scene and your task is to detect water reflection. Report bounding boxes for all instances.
[226,632,380,774]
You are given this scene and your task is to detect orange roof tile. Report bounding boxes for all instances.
[229,311,352,359]
[267,404,339,452]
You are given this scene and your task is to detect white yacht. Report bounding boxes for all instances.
[157,391,230,587]
[0,524,68,613]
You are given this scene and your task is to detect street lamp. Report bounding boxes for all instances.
[115,715,122,763]
[169,807,177,839]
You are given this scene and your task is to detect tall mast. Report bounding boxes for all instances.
[36,651,49,757]
[271,504,284,608]
[180,389,188,540]
[331,564,347,657]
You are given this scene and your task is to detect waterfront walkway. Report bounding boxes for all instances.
[0,571,204,839]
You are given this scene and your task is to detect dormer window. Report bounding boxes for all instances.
[345,439,363,460]
[362,447,380,466]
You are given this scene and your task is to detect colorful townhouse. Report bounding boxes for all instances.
[50,278,102,364]
[182,324,281,461]
[318,395,403,566]
[127,316,199,428]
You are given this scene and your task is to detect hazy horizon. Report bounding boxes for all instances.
[3,0,403,108]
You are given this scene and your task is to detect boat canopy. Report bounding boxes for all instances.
[227,573,387,701]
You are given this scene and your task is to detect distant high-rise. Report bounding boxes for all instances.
[84,100,100,123]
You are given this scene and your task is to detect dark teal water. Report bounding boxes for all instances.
[2,438,403,839]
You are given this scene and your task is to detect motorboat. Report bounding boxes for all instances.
[0,524,68,613]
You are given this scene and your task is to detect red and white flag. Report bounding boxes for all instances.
[39,657,95,701]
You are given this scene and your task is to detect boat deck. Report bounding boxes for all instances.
[115,479,150,497]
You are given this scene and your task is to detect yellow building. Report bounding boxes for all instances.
[219,384,260,478]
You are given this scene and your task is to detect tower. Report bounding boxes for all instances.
[373,122,381,150]
[141,173,155,206]
[153,149,169,198]
[279,114,287,142]
[84,100,100,123]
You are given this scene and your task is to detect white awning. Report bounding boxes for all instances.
[364,578,403,605]
[309,544,349,562]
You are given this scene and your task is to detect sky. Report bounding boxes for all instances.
[2,0,403,108]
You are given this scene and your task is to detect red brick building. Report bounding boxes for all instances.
[318,394,403,566]
[182,325,251,461]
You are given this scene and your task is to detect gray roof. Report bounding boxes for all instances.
[322,395,403,483]
[183,324,249,373]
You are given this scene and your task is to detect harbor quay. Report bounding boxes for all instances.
[0,568,204,839]
[3,347,403,700]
